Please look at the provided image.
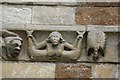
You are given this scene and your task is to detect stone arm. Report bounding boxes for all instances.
[35,41,47,49]
[26,30,47,49]
[64,42,75,50]
[73,31,85,48]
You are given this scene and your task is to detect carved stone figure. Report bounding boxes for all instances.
[87,30,105,62]
[26,30,85,61]
[0,29,23,60]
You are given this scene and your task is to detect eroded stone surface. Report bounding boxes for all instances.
[92,64,118,78]
[2,62,55,78]
[104,46,118,62]
[2,5,31,23]
[55,63,92,78]
[32,6,75,25]
[106,33,119,46]
[76,7,118,25]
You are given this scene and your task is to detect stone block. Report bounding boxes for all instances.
[55,63,92,78]
[104,46,118,62]
[92,64,118,78]
[32,6,75,25]
[2,5,31,24]
[2,62,55,78]
[76,7,118,25]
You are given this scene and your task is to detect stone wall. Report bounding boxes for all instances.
[0,1,119,79]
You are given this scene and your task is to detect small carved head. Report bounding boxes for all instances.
[47,31,65,45]
[5,37,23,58]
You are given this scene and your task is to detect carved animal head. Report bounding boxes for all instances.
[87,30,105,62]
[47,31,65,46]
[4,36,23,58]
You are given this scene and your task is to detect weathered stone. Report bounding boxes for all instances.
[32,6,75,25]
[2,62,55,78]
[25,24,86,31]
[87,25,119,32]
[104,46,118,62]
[0,7,1,19]
[2,5,31,23]
[106,33,119,46]
[76,7,118,25]
[2,23,25,30]
[87,31,105,62]
[0,62,2,79]
[55,63,92,78]
[92,64,118,78]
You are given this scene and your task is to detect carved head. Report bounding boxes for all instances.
[47,31,65,45]
[5,37,23,58]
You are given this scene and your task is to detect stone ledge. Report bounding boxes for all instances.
[2,23,25,30]
[25,24,86,31]
[2,24,120,32]
[87,25,119,32]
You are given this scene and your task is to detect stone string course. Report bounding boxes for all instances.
[0,1,119,79]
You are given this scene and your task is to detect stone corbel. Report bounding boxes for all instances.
[26,30,85,62]
[87,30,105,62]
[0,29,23,60]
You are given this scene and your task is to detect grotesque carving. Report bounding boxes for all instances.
[26,30,85,61]
[87,30,105,62]
[0,29,23,60]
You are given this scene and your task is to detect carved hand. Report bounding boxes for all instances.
[76,31,85,39]
[26,30,34,36]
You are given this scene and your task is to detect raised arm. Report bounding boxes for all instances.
[64,42,75,50]
[35,41,47,49]
[26,30,38,46]
[73,31,85,48]
[26,30,47,49]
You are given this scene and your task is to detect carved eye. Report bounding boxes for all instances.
[13,43,19,47]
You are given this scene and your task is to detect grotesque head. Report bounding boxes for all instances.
[5,37,23,58]
[47,31,65,46]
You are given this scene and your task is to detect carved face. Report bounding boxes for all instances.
[50,35,60,45]
[48,32,63,46]
[8,39,22,58]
